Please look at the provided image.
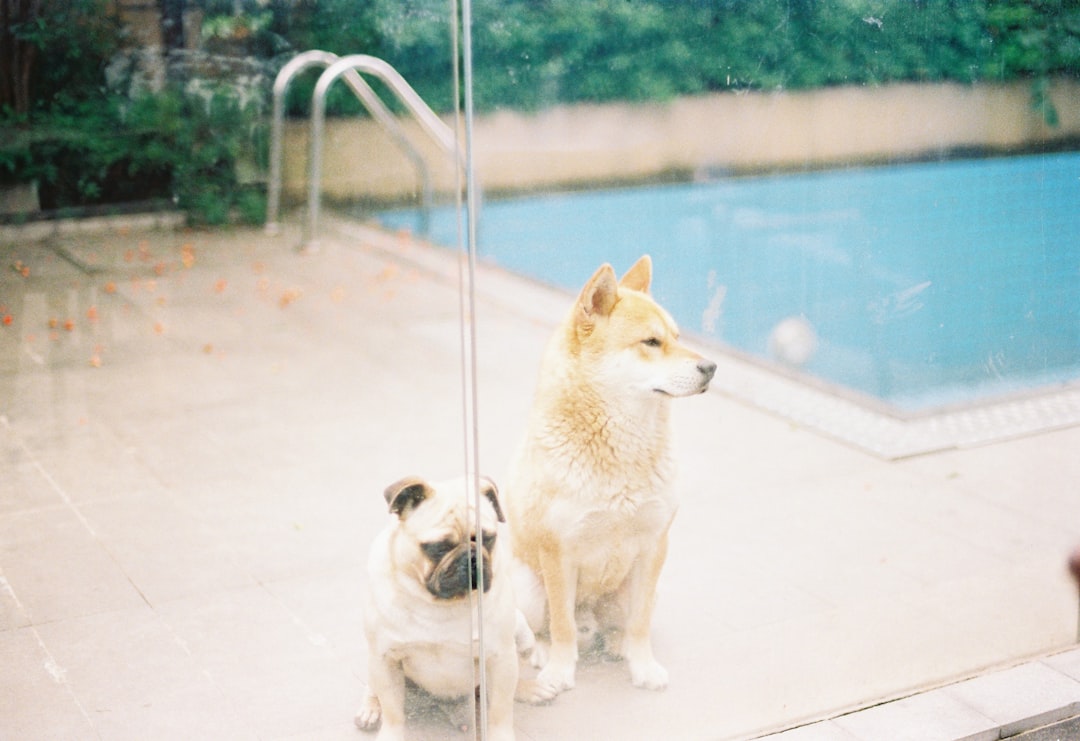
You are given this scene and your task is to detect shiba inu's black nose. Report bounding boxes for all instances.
[698,360,717,382]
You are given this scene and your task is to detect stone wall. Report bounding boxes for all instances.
[279,78,1080,204]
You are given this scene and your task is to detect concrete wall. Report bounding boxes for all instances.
[279,78,1080,204]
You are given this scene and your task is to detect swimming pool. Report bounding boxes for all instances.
[379,152,1080,413]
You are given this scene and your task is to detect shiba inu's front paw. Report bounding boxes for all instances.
[537,658,576,693]
[515,677,559,705]
[629,657,669,690]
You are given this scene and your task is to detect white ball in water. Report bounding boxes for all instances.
[768,316,818,366]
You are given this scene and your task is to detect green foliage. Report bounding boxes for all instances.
[467,0,703,108]
[2,0,268,223]
[1,82,268,225]
[984,0,1080,123]
[463,0,1004,109]
[985,0,1080,76]
[262,0,386,116]
[124,83,270,225]
[195,0,290,57]
[4,0,126,113]
[4,0,1078,223]
[332,0,1078,114]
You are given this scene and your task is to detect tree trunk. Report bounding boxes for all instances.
[159,0,185,53]
[0,0,42,115]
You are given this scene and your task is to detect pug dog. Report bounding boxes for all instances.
[355,475,522,741]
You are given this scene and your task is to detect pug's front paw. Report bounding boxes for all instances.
[528,639,548,669]
[354,693,382,731]
[515,677,559,705]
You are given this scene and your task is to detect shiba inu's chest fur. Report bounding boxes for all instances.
[517,382,679,595]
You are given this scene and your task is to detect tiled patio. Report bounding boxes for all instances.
[1,213,1077,740]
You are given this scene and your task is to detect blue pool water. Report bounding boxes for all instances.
[380,152,1080,412]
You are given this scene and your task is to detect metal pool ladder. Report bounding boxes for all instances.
[264,51,462,250]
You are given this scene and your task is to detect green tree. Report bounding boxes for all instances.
[0,0,124,115]
[985,0,1080,123]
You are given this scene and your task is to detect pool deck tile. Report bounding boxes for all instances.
[763,648,1080,741]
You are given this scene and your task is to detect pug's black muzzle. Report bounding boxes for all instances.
[426,543,492,600]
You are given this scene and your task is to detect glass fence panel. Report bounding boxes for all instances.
[2,2,1078,741]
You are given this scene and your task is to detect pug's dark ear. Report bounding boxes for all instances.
[384,477,433,519]
[479,477,505,523]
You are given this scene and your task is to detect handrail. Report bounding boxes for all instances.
[303,54,465,252]
[264,50,433,237]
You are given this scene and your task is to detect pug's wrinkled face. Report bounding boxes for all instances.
[384,476,505,601]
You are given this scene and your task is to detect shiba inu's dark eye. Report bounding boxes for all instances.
[422,540,456,561]
[642,337,662,348]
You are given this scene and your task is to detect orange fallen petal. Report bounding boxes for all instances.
[104,281,117,294]
[63,319,75,331]
[89,354,102,368]
[2,314,12,326]
[214,279,228,293]
[279,288,302,308]
[86,306,98,321]
[153,322,165,334]
[47,318,58,329]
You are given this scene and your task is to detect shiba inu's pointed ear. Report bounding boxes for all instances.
[619,255,652,293]
[479,477,506,522]
[578,263,619,320]
[384,476,433,519]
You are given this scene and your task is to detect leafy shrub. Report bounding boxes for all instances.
[1,0,126,115]
[122,77,270,225]
[0,75,269,224]
[352,0,1080,114]
[3,0,1078,223]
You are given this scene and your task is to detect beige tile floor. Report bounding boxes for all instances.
[1,214,1077,740]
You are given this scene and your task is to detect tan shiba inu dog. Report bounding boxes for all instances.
[506,255,716,695]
